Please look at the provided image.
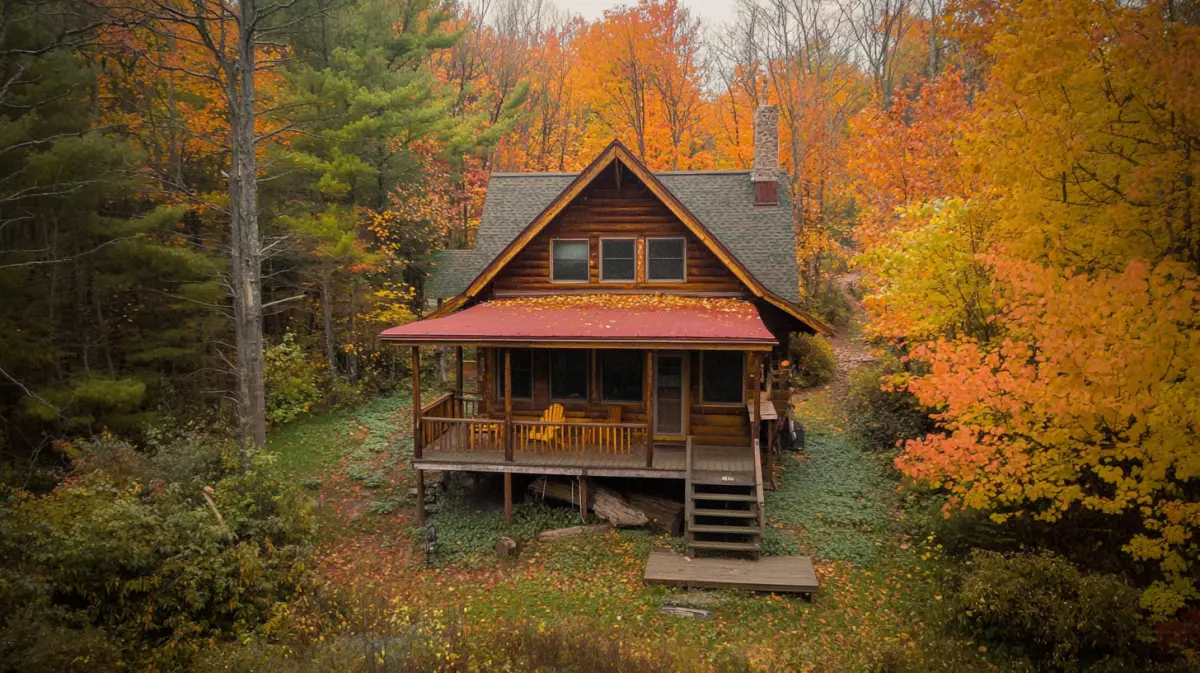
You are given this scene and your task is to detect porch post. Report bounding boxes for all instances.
[503,472,513,526]
[579,474,589,522]
[412,346,422,460]
[504,349,514,463]
[644,350,654,468]
[455,345,464,416]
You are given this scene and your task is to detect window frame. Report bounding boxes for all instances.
[493,348,534,401]
[598,237,638,283]
[599,349,645,403]
[550,238,591,284]
[645,236,687,283]
[699,351,745,406]
[548,348,590,402]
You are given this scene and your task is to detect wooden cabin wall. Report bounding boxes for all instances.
[488,176,745,296]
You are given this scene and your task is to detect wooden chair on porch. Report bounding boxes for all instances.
[528,403,566,451]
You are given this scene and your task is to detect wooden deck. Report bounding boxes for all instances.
[643,551,819,594]
[415,443,752,479]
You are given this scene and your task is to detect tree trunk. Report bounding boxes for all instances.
[229,0,267,462]
[320,268,338,376]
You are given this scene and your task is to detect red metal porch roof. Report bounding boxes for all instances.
[379,295,777,349]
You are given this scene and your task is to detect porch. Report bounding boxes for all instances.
[415,394,755,479]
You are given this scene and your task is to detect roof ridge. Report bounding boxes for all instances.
[489,169,753,178]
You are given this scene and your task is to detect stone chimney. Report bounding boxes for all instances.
[751,103,781,206]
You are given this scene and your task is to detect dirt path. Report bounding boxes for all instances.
[796,274,876,407]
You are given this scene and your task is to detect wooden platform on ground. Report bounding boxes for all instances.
[643,551,819,594]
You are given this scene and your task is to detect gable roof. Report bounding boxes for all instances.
[424,141,827,334]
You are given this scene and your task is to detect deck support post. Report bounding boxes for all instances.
[415,469,426,526]
[504,349,514,463]
[412,346,422,460]
[644,350,654,468]
[750,353,768,488]
[579,473,589,523]
[503,471,513,526]
[455,346,464,415]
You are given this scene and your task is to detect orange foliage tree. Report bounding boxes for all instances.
[856,0,1200,615]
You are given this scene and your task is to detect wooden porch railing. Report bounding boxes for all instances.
[421,417,505,452]
[512,420,648,455]
[421,392,483,420]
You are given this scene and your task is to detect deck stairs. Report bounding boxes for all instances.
[684,438,766,558]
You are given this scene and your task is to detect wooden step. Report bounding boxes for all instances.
[693,508,757,518]
[691,492,756,502]
[691,471,755,486]
[688,540,761,552]
[690,523,759,534]
[691,491,753,501]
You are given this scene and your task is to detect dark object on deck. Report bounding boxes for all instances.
[659,605,712,619]
[643,551,819,595]
[494,535,521,560]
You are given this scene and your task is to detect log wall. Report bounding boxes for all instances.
[488,181,744,296]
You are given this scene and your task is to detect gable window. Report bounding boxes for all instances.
[551,239,589,282]
[601,350,643,402]
[495,349,533,400]
[600,238,636,282]
[700,351,744,404]
[550,349,589,401]
[646,237,686,282]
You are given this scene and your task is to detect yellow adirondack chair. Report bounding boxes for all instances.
[527,403,565,450]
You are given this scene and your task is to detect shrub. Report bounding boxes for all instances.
[0,438,317,668]
[789,333,836,388]
[265,332,324,425]
[845,357,933,451]
[954,550,1150,668]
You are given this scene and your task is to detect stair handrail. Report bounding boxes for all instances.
[684,436,694,551]
[752,437,766,537]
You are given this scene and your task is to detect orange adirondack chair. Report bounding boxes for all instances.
[527,403,565,450]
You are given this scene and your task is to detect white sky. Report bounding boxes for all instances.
[554,0,739,27]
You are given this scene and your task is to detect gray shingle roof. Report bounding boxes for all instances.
[426,169,800,303]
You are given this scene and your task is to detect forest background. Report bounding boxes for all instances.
[1,0,1198,668]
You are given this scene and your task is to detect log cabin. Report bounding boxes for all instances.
[380,104,830,556]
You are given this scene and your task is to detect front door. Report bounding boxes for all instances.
[654,353,686,437]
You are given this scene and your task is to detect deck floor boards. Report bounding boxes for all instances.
[643,551,819,594]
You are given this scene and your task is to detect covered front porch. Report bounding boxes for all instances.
[415,389,757,480]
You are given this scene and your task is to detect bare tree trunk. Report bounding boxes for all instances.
[229,0,267,460]
[320,268,338,375]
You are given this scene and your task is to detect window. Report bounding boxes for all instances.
[495,349,533,399]
[600,238,636,282]
[550,349,589,400]
[646,238,685,282]
[601,350,643,402]
[701,351,744,404]
[551,239,589,282]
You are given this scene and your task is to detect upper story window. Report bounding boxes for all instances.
[646,237,686,282]
[551,239,589,282]
[600,238,636,282]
